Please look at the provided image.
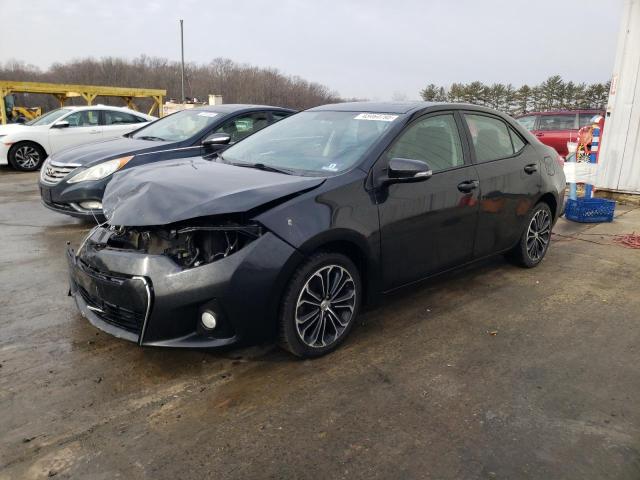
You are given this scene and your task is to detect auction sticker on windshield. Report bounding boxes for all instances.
[198,112,218,117]
[354,113,398,122]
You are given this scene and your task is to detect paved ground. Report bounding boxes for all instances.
[1,166,639,479]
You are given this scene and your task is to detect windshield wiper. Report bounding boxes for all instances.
[231,162,293,175]
[137,135,165,141]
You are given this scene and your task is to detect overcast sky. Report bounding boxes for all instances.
[0,0,624,100]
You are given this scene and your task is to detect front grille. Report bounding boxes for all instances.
[41,161,79,185]
[78,286,145,334]
[72,259,149,337]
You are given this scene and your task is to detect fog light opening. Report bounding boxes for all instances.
[201,310,217,330]
[79,201,103,210]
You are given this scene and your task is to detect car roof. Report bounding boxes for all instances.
[308,101,443,114]
[309,101,525,119]
[518,109,604,117]
[64,105,150,115]
[190,104,296,114]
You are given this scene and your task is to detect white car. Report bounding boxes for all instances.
[0,106,156,171]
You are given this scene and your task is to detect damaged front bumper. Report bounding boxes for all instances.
[67,226,301,348]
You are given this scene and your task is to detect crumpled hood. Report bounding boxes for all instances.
[103,157,325,226]
[50,136,173,166]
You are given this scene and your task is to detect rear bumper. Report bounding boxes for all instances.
[67,228,302,348]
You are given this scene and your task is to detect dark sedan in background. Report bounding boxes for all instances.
[67,102,565,358]
[39,104,294,218]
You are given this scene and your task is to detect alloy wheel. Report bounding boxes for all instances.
[295,264,356,348]
[14,145,41,169]
[526,209,551,262]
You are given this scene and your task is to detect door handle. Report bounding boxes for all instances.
[457,180,479,193]
[535,132,544,137]
[524,163,537,174]
[89,129,100,134]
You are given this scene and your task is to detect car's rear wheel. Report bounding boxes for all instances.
[508,202,553,268]
[9,141,47,171]
[279,252,361,358]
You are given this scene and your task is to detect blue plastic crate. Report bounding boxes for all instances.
[565,198,616,223]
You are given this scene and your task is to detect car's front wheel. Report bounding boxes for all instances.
[8,141,47,171]
[508,202,553,268]
[279,252,361,358]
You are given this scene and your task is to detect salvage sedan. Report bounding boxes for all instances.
[67,102,565,358]
[39,104,293,219]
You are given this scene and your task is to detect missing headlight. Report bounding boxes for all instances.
[105,223,262,268]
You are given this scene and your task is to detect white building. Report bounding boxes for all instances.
[597,0,640,195]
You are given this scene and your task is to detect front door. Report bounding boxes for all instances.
[49,110,103,152]
[376,112,480,291]
[461,112,542,258]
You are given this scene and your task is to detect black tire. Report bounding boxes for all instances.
[507,202,553,268]
[279,252,362,358]
[8,141,47,171]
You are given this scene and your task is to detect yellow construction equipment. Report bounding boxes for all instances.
[0,80,166,124]
[11,106,42,122]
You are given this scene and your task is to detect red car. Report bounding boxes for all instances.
[516,109,604,157]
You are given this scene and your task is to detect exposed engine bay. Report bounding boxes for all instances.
[101,222,262,268]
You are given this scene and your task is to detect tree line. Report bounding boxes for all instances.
[420,75,610,115]
[0,56,347,113]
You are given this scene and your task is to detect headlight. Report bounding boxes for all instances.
[67,156,133,183]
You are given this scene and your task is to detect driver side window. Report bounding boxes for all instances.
[215,112,270,144]
[386,114,463,172]
[63,110,100,128]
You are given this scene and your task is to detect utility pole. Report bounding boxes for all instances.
[180,19,185,104]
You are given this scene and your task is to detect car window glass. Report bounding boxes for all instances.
[537,114,576,131]
[221,111,397,175]
[104,110,141,125]
[215,112,270,143]
[464,114,514,162]
[28,108,71,126]
[579,113,598,128]
[516,115,537,131]
[64,110,100,128]
[131,109,221,142]
[509,128,526,152]
[271,111,291,122]
[386,114,463,172]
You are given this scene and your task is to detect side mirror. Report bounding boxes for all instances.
[202,133,231,147]
[383,158,432,185]
[52,120,70,129]
[14,117,27,124]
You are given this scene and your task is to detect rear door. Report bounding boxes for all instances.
[534,113,577,157]
[462,112,541,258]
[48,109,103,152]
[376,111,480,290]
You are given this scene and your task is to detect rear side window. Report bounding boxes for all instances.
[510,130,526,152]
[538,114,576,131]
[464,114,517,162]
[105,111,142,125]
[386,113,463,173]
[516,115,537,131]
[579,113,599,128]
[271,111,291,122]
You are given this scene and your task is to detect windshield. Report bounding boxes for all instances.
[131,109,222,142]
[26,108,72,126]
[221,111,399,175]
